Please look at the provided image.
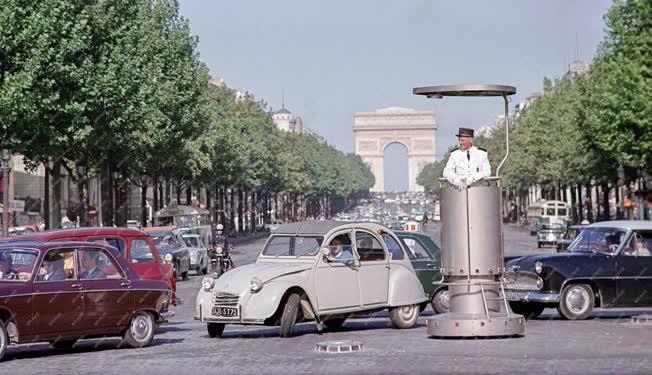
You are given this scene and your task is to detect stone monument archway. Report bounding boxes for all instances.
[353,107,437,192]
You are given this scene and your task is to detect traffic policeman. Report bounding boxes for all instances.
[443,127,491,188]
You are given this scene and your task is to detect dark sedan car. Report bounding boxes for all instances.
[537,224,564,248]
[0,241,171,361]
[504,221,652,320]
[555,224,587,252]
[395,231,447,314]
[147,229,191,281]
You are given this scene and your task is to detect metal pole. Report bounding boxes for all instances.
[2,168,9,236]
[496,94,510,177]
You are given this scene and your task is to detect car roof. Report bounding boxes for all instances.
[395,230,430,238]
[5,227,147,242]
[0,240,123,253]
[273,221,344,235]
[272,221,393,236]
[586,220,652,231]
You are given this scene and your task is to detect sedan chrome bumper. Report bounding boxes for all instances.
[504,290,560,303]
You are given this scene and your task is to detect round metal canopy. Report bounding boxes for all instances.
[413,84,516,98]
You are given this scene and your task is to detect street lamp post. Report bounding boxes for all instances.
[1,147,12,237]
[111,171,120,226]
[141,174,148,227]
[76,162,87,227]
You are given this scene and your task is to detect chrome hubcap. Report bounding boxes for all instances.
[566,288,589,313]
[398,305,417,321]
[439,290,450,311]
[131,315,151,341]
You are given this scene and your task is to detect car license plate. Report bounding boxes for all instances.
[212,306,239,317]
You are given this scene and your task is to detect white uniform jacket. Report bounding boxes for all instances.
[442,146,491,187]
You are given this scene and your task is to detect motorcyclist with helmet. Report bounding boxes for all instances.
[210,224,234,274]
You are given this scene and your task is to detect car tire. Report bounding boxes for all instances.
[509,302,544,319]
[201,258,208,275]
[279,293,301,338]
[324,316,348,331]
[558,283,594,320]
[0,320,8,362]
[207,323,225,338]
[537,242,542,248]
[389,304,419,329]
[122,311,156,348]
[431,288,450,314]
[173,264,179,281]
[50,339,77,350]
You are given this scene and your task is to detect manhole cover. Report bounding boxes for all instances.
[315,340,364,353]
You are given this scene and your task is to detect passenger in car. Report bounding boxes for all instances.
[80,251,107,279]
[634,238,651,257]
[0,253,19,280]
[37,253,68,282]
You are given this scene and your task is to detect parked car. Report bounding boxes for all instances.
[125,220,140,229]
[0,241,172,361]
[556,224,587,252]
[264,219,284,232]
[182,233,209,275]
[395,231,447,314]
[195,221,426,338]
[144,227,191,281]
[536,224,564,248]
[504,221,652,320]
[403,220,420,232]
[6,227,181,306]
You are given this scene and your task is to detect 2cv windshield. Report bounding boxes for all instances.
[262,235,323,257]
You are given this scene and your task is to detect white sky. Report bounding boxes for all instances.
[179,0,613,190]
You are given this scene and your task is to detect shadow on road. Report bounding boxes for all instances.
[3,338,185,362]
[213,319,426,339]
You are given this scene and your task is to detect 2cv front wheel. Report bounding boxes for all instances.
[207,323,225,338]
[279,293,302,337]
[389,304,419,329]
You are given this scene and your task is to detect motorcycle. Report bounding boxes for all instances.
[210,244,232,277]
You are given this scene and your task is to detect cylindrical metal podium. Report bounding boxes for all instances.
[427,178,524,337]
[412,84,525,338]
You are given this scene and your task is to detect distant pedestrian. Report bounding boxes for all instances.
[422,212,429,228]
[443,127,491,188]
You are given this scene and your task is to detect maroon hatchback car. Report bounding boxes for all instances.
[7,227,181,306]
[0,241,172,361]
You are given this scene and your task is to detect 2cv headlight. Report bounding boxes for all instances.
[164,253,173,263]
[534,261,543,275]
[202,277,215,291]
[249,277,263,293]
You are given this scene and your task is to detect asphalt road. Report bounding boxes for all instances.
[2,223,651,374]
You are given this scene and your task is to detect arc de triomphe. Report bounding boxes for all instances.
[353,107,437,192]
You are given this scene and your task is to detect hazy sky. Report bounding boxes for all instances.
[179,0,613,190]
